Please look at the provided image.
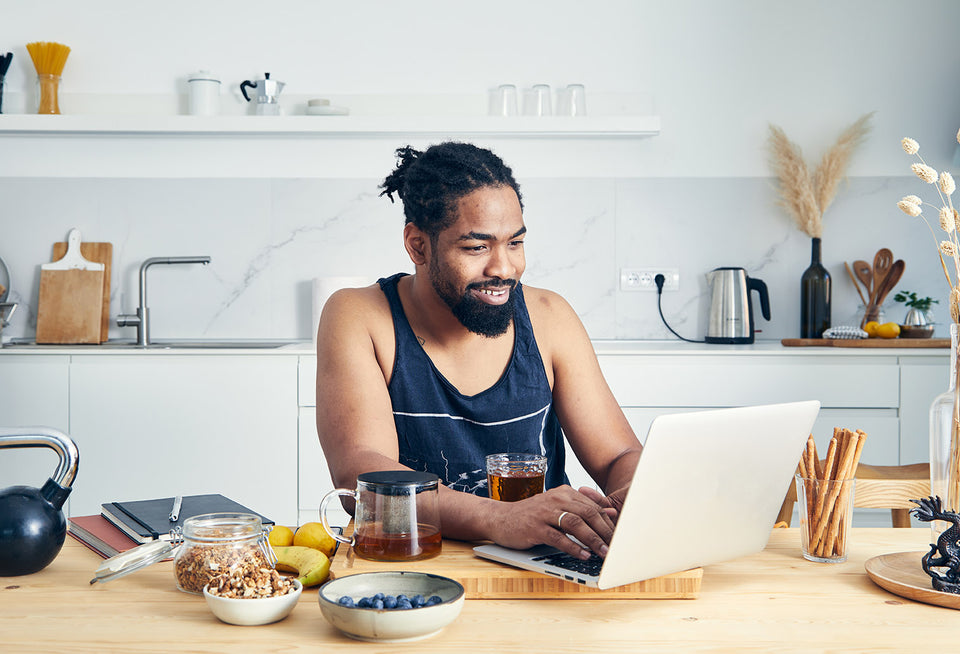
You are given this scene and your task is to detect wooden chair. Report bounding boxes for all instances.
[777,463,931,528]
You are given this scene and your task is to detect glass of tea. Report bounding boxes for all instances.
[319,470,442,562]
[486,453,547,502]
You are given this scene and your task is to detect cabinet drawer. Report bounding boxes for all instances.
[599,355,899,408]
[299,356,317,407]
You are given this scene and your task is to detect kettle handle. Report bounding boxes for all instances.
[748,277,771,321]
[0,427,80,492]
[240,79,257,102]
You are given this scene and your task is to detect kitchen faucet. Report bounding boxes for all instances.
[117,256,212,346]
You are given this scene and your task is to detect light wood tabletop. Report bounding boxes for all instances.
[1,528,956,652]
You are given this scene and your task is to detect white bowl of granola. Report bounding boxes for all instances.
[203,567,302,626]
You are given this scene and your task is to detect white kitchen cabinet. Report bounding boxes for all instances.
[66,355,299,525]
[0,355,70,492]
[900,357,951,464]
[297,406,349,527]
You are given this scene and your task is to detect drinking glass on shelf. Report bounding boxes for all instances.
[556,84,587,117]
[490,84,518,116]
[522,84,552,116]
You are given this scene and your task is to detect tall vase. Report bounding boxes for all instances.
[930,323,960,537]
[800,237,831,338]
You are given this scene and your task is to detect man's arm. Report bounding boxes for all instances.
[528,288,643,502]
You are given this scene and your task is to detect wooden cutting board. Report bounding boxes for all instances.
[329,537,702,599]
[782,338,950,348]
[35,229,105,344]
[52,240,112,342]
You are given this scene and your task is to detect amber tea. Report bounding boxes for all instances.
[354,522,442,561]
[485,453,548,502]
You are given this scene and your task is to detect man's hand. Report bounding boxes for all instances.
[485,486,616,560]
[579,486,628,523]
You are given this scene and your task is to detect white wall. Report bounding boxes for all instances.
[1,1,959,342]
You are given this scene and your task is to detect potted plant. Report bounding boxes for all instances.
[893,290,938,326]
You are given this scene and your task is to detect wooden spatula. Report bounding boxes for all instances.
[872,248,894,303]
[874,259,905,308]
[852,260,873,301]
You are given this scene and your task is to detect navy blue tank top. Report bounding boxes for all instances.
[379,273,567,496]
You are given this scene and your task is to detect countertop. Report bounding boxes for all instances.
[0,528,948,652]
[0,339,950,357]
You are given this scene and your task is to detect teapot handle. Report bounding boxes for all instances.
[240,79,257,102]
[0,427,80,492]
[747,277,771,322]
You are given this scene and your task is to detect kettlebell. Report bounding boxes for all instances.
[0,427,79,576]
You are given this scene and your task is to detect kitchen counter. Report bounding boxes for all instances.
[0,528,949,652]
[0,338,950,356]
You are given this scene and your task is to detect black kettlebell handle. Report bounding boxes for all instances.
[0,427,79,509]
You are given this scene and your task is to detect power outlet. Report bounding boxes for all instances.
[620,268,680,292]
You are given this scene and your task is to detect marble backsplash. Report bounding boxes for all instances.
[0,175,947,344]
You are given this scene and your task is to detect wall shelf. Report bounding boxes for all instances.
[0,114,660,138]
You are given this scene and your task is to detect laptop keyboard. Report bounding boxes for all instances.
[532,551,603,577]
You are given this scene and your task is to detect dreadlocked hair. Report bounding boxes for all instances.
[379,142,523,238]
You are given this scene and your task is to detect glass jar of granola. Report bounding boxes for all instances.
[173,513,272,595]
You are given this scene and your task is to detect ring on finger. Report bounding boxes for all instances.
[557,511,570,530]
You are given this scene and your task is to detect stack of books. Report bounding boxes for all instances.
[68,493,274,559]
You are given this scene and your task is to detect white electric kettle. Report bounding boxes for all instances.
[705,267,770,344]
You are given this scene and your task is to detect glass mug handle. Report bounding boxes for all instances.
[319,488,357,546]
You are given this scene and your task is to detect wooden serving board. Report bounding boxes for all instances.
[35,230,105,344]
[865,551,960,610]
[52,241,112,342]
[781,338,950,348]
[329,538,702,600]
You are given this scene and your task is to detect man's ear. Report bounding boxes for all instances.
[403,223,429,266]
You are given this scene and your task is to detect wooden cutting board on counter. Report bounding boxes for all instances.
[329,537,702,599]
[35,229,106,344]
[782,338,950,348]
[52,239,112,342]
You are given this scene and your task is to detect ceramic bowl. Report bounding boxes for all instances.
[899,325,935,339]
[317,571,465,642]
[203,578,302,626]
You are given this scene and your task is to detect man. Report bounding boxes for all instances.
[316,142,642,560]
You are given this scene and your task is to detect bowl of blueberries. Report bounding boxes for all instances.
[317,571,465,642]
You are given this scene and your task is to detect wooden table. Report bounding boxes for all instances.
[2,528,957,652]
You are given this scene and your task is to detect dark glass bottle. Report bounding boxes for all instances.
[800,237,831,338]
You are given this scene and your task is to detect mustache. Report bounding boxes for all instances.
[466,279,517,292]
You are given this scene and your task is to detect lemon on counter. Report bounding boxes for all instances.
[876,322,901,339]
[268,525,295,548]
[293,522,337,557]
[863,321,880,337]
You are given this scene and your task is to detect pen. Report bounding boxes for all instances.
[168,495,182,522]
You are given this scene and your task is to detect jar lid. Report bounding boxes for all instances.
[89,539,177,585]
[188,70,220,83]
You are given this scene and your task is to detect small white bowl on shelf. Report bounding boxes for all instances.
[202,578,302,626]
[317,571,465,642]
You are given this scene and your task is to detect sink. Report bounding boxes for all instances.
[4,339,304,350]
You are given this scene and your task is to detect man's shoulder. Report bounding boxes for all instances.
[521,284,577,322]
[320,283,392,332]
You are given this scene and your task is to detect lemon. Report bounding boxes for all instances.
[876,322,901,339]
[863,321,880,337]
[293,522,337,557]
[268,525,295,548]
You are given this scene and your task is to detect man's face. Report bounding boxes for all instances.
[426,185,526,337]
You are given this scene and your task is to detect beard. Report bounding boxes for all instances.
[428,261,517,338]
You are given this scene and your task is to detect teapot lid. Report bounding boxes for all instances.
[358,470,439,491]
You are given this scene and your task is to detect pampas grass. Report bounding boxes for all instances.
[768,113,873,238]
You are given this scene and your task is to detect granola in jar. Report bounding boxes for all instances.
[173,513,272,595]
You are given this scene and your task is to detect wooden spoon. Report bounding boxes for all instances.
[872,248,894,303]
[873,259,905,308]
[852,260,873,300]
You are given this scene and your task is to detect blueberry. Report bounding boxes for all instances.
[337,596,355,607]
[383,595,398,609]
[357,597,372,608]
[373,592,385,601]
[371,598,384,609]
[426,595,442,606]
[397,598,413,610]
[412,594,425,608]
[396,594,408,603]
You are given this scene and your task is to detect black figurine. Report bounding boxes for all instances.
[910,496,960,594]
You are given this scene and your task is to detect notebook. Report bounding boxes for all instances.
[474,400,820,589]
[101,493,274,543]
[67,515,140,558]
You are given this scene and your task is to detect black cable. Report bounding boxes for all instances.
[654,274,705,343]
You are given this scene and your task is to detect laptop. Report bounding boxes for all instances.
[474,400,820,589]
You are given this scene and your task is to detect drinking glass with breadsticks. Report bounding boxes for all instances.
[795,429,867,563]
